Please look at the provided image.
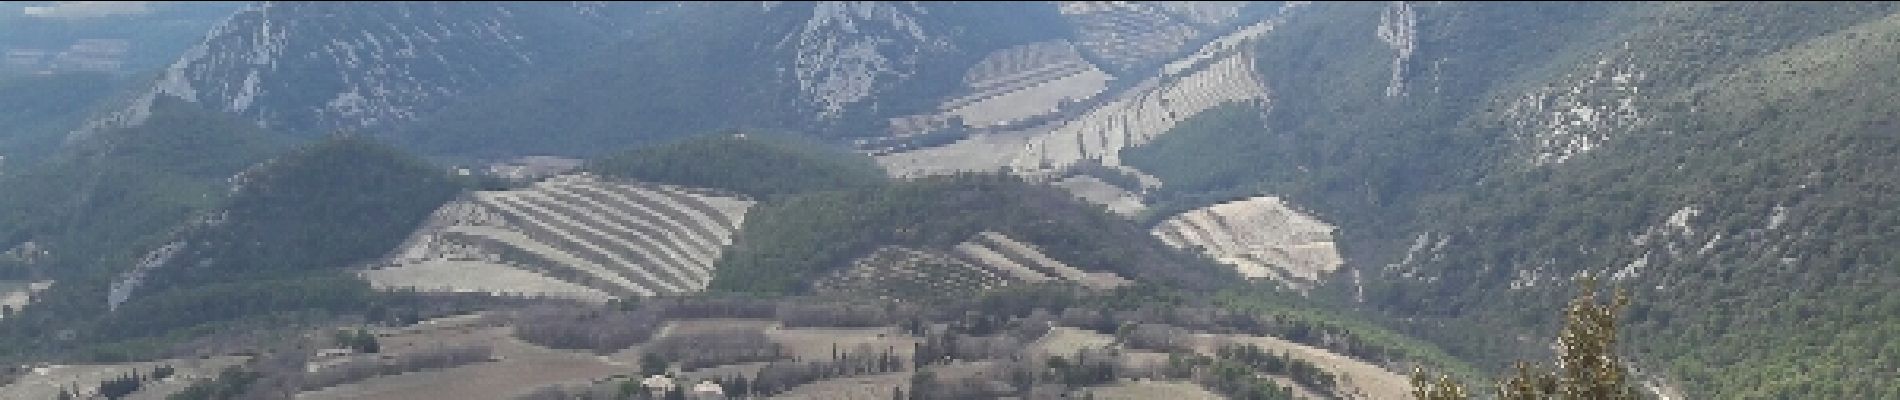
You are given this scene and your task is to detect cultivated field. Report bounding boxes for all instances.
[815,232,1129,301]
[1151,196,1342,289]
[1058,2,1205,71]
[298,317,626,400]
[1186,332,1412,400]
[943,40,1112,128]
[366,173,754,299]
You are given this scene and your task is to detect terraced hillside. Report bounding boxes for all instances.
[939,40,1112,129]
[1152,196,1342,290]
[1057,2,1207,73]
[874,3,1294,187]
[814,232,1129,301]
[367,173,753,299]
[73,2,647,139]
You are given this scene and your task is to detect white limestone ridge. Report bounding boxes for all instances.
[368,173,754,300]
[1502,48,1651,166]
[1151,196,1342,290]
[1376,1,1417,97]
[73,2,604,140]
[782,1,946,120]
[108,241,185,311]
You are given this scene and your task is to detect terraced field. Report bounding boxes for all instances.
[942,40,1112,128]
[365,173,754,300]
[1050,175,1147,216]
[876,19,1278,185]
[1150,196,1341,289]
[1058,1,1206,72]
[814,232,1128,300]
[1010,51,1268,177]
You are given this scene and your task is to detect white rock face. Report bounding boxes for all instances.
[1151,196,1342,289]
[367,173,753,299]
[108,241,184,311]
[0,280,53,319]
[784,1,945,120]
[74,2,621,139]
[1503,50,1651,166]
[1376,1,1417,97]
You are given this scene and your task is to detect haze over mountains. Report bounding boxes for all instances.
[1,2,1898,399]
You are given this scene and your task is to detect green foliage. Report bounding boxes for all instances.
[1113,2,1900,397]
[710,174,1232,295]
[0,72,125,167]
[588,132,887,199]
[1411,278,1642,400]
[1382,5,1900,398]
[0,96,287,277]
[334,328,380,353]
[0,132,471,360]
[143,135,462,288]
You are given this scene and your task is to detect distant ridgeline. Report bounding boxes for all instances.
[5,2,1899,398]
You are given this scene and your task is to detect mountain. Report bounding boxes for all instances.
[74,1,652,140]
[5,2,1900,399]
[1107,2,1900,397]
[0,1,245,77]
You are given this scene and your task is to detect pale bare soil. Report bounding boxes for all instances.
[0,356,246,400]
[1076,380,1227,400]
[297,326,627,400]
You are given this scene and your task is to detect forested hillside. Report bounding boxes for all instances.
[587,133,886,199]
[0,132,477,361]
[0,72,126,169]
[1119,2,1900,397]
[713,174,1236,295]
[3,2,1898,398]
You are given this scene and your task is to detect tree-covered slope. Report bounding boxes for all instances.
[0,132,470,361]
[1117,2,1900,397]
[0,72,127,169]
[0,96,286,282]
[711,174,1236,295]
[587,133,886,200]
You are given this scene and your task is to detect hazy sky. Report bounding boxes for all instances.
[18,1,155,19]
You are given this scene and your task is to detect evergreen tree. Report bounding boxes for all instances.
[1411,277,1643,399]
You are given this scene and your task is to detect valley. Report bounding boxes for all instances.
[0,1,1895,399]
